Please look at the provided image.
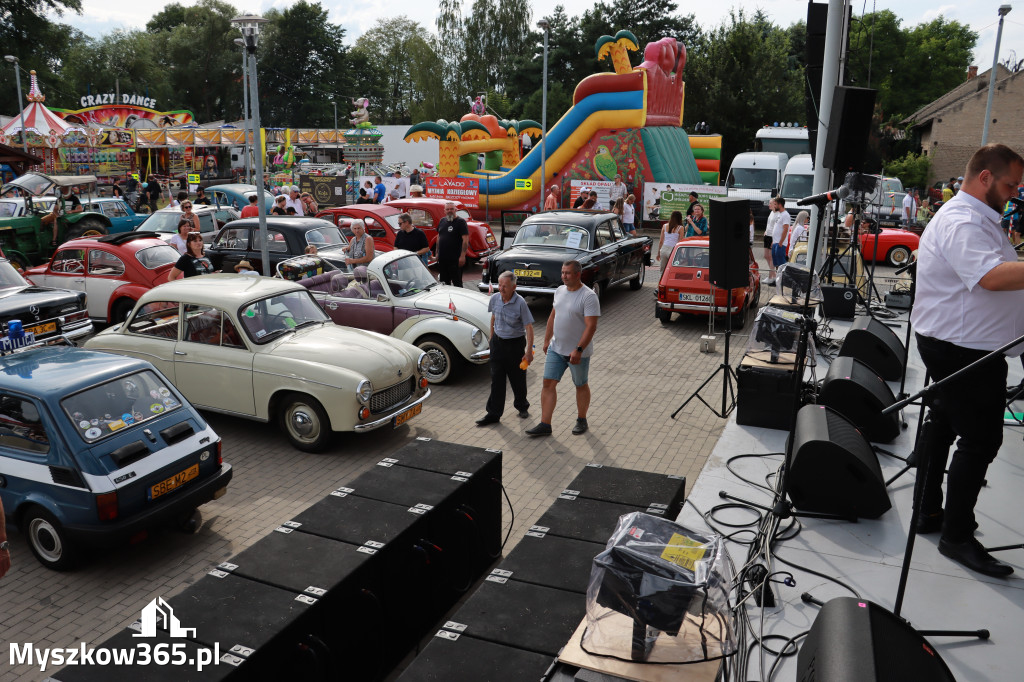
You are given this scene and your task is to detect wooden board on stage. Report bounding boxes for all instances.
[739,350,797,370]
[766,294,820,315]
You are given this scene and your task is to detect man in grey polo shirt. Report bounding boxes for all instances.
[476,271,535,425]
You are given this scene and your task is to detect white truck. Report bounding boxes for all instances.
[755,125,810,159]
[725,151,788,229]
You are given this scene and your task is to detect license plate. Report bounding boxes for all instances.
[394,403,422,427]
[148,463,199,500]
[679,293,711,303]
[514,269,542,278]
[26,321,57,336]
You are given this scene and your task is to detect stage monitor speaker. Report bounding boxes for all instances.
[788,404,890,518]
[822,86,876,173]
[709,196,751,291]
[565,463,686,518]
[534,495,659,545]
[839,316,905,381]
[395,627,556,682]
[496,532,601,594]
[818,356,900,443]
[821,284,857,320]
[797,597,956,682]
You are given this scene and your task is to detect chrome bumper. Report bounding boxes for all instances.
[479,283,556,296]
[657,301,740,314]
[61,322,94,341]
[469,349,490,362]
[354,388,431,432]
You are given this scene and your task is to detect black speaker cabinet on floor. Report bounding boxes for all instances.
[839,316,905,381]
[788,405,891,518]
[565,463,686,518]
[818,356,900,443]
[709,196,751,291]
[821,284,857,319]
[495,532,601,594]
[736,355,799,430]
[395,629,556,682]
[797,597,956,682]
[822,86,877,173]
[533,496,657,544]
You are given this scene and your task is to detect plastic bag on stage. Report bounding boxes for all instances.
[582,512,736,664]
[774,262,822,303]
[744,305,815,366]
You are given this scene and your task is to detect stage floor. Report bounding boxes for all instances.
[676,312,1024,681]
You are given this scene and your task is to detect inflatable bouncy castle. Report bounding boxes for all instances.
[404,30,703,214]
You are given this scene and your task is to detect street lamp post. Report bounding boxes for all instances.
[331,100,338,163]
[982,5,1013,145]
[232,13,270,275]
[4,56,27,153]
[233,38,252,184]
[537,19,549,210]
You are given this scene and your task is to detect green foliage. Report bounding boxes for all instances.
[0,0,83,113]
[351,17,437,125]
[578,0,700,74]
[883,151,931,190]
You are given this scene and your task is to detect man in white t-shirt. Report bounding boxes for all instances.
[285,186,305,215]
[767,197,791,283]
[912,143,1024,578]
[526,260,601,437]
[902,190,918,227]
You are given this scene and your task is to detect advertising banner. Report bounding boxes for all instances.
[569,180,617,209]
[643,183,727,222]
[299,174,348,208]
[425,176,480,208]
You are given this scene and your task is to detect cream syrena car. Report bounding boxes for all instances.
[84,274,431,452]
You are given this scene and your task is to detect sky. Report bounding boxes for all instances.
[52,0,1024,82]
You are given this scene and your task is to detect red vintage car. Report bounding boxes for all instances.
[386,198,499,260]
[656,236,761,327]
[25,232,181,323]
[857,223,919,267]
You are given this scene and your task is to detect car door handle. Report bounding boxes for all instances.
[174,350,187,356]
[73,278,85,283]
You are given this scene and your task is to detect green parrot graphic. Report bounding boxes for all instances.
[593,145,618,181]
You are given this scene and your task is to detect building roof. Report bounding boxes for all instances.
[902,65,1014,126]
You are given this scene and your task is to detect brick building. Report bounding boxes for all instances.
[904,64,1024,184]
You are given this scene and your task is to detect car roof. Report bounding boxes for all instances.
[525,210,616,227]
[207,184,257,194]
[138,273,301,307]
[327,204,401,216]
[61,233,169,252]
[153,205,224,214]
[676,236,711,247]
[224,217,338,231]
[0,345,150,396]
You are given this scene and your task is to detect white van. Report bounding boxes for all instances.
[780,154,814,207]
[725,151,788,229]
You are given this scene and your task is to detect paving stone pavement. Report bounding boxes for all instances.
[0,254,768,681]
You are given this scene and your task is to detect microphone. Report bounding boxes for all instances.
[797,185,851,206]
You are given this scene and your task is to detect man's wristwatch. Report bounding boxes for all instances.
[0,540,9,552]
[576,346,584,353]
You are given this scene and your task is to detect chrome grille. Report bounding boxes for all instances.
[370,378,415,414]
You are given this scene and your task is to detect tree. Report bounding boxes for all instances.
[578,0,701,73]
[0,0,84,112]
[351,17,438,125]
[60,30,174,112]
[463,0,533,95]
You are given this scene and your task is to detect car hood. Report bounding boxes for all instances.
[413,287,490,329]
[0,285,85,313]
[261,323,417,379]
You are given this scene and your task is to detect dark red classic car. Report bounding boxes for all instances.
[386,198,499,260]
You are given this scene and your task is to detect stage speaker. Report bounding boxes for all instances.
[396,628,556,682]
[818,356,900,443]
[822,86,877,173]
[788,404,890,518]
[839,315,905,382]
[709,196,751,291]
[797,597,956,682]
[821,284,856,319]
[564,463,686,518]
[495,532,601,594]
[533,495,661,545]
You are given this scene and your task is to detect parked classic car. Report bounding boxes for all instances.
[280,251,490,383]
[25,232,180,323]
[0,257,92,341]
[0,343,232,569]
[79,197,148,233]
[384,198,500,260]
[84,276,431,452]
[479,210,651,298]
[134,205,239,245]
[856,222,919,267]
[206,217,350,275]
[655,237,761,327]
[204,183,275,214]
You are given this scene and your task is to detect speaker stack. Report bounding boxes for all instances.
[818,355,900,443]
[839,315,905,382]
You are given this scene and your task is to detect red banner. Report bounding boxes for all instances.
[425,177,480,209]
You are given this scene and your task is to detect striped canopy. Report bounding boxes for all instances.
[1,101,71,137]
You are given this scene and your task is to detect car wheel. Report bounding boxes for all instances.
[279,394,333,453]
[629,261,645,290]
[111,298,136,324]
[23,506,78,571]
[655,302,671,325]
[592,279,605,300]
[730,300,748,329]
[886,245,911,267]
[66,219,109,240]
[417,335,459,384]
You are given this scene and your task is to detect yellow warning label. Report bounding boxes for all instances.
[660,533,707,571]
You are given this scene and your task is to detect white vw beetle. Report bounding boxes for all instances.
[84,275,431,452]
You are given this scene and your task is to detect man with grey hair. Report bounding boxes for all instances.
[286,185,305,215]
[434,201,469,287]
[477,270,535,426]
[526,259,600,436]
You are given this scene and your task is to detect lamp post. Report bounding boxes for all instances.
[233,38,252,184]
[982,5,1013,145]
[537,19,549,209]
[232,13,270,275]
[4,56,27,153]
[330,100,338,163]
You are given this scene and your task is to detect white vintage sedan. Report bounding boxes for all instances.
[83,275,431,452]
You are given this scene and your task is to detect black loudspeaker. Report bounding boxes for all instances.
[736,361,798,430]
[495,532,601,594]
[788,404,890,518]
[396,628,556,682]
[709,196,751,291]
[805,2,828,165]
[822,86,876,173]
[839,315,905,381]
[564,463,686,518]
[533,495,660,544]
[797,597,956,681]
[819,356,900,442]
[821,284,857,319]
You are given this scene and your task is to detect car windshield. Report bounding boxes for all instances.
[727,168,777,190]
[382,213,401,230]
[238,290,329,343]
[381,254,437,296]
[61,370,181,444]
[672,245,711,268]
[781,174,813,200]
[135,244,181,269]
[0,260,28,289]
[305,226,346,250]
[513,222,591,250]
[3,174,53,196]
[139,211,217,233]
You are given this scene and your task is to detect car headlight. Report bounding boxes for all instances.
[471,327,484,347]
[417,351,431,376]
[356,379,373,403]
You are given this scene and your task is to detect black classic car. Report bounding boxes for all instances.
[0,257,92,342]
[479,210,652,298]
[205,217,350,275]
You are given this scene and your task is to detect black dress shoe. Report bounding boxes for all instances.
[525,423,552,436]
[572,418,588,435]
[475,415,500,426]
[938,537,1014,577]
[915,511,943,535]
[518,410,530,419]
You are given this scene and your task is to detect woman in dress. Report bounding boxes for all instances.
[168,232,214,281]
[659,210,683,273]
[342,219,375,266]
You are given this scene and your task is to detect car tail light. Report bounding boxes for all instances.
[359,406,370,420]
[62,310,89,324]
[96,492,118,521]
[657,285,665,298]
[217,439,223,466]
[420,377,428,388]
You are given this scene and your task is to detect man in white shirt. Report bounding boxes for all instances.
[285,186,304,215]
[526,260,600,437]
[767,197,791,284]
[902,190,918,227]
[912,143,1024,578]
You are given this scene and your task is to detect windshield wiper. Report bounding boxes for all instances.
[292,319,322,329]
[259,326,295,342]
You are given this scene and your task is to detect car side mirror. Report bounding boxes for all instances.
[376,294,388,303]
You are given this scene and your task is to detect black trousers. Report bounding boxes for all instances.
[485,334,529,418]
[437,259,463,288]
[915,334,1006,542]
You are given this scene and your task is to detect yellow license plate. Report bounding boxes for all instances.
[394,403,422,427]
[26,321,57,336]
[514,269,542,278]
[149,463,199,500]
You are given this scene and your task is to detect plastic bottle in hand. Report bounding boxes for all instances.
[520,344,535,370]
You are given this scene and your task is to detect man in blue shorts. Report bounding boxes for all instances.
[526,260,600,436]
